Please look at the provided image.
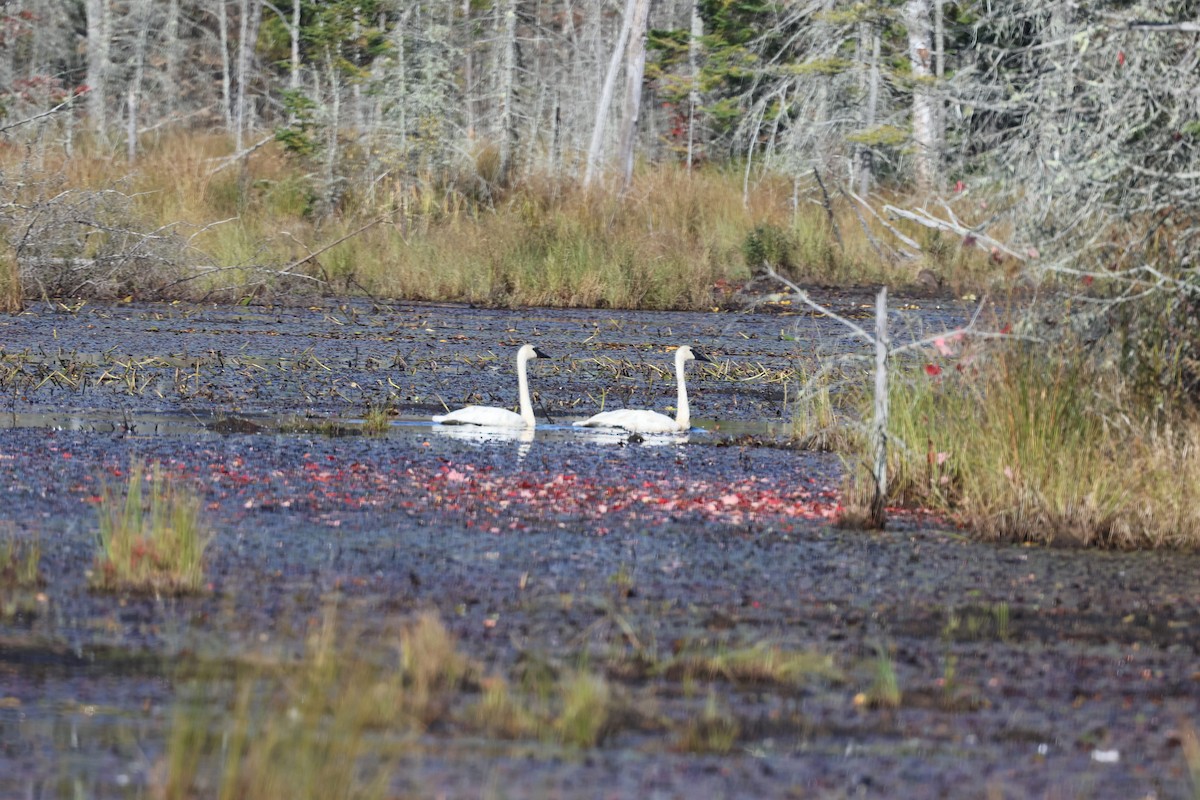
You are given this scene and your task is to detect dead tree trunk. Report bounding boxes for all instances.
[686,0,703,170]
[857,25,881,195]
[870,286,890,528]
[617,0,651,190]
[584,0,636,187]
[497,0,520,186]
[903,0,936,193]
[85,0,110,135]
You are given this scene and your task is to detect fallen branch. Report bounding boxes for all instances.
[0,95,83,135]
[207,135,275,175]
[882,203,1026,261]
[764,265,874,344]
[848,191,922,257]
[280,214,392,273]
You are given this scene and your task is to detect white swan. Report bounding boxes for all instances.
[573,345,711,433]
[432,344,548,428]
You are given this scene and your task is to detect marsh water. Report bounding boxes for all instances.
[0,298,1197,798]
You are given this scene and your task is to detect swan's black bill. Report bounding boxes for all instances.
[532,346,551,358]
[692,348,713,363]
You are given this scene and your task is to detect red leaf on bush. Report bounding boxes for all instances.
[1117,51,1126,66]
[925,363,942,377]
[1082,275,1095,286]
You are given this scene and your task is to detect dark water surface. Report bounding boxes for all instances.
[0,299,1196,799]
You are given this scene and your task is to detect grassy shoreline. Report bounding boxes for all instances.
[1,133,996,310]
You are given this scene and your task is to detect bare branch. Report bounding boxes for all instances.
[765,266,875,344]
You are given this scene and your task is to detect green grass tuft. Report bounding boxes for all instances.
[92,460,211,595]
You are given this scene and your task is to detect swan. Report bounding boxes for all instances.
[432,344,548,428]
[573,345,711,433]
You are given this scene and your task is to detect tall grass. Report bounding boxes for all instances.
[0,236,21,312]
[162,609,637,796]
[160,610,469,799]
[855,346,1200,548]
[0,133,1000,308]
[92,460,211,594]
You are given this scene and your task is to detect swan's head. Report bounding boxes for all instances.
[518,343,550,361]
[677,345,712,364]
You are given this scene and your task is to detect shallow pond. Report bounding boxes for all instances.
[0,299,1197,799]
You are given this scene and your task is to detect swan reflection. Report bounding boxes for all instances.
[571,426,691,447]
[428,423,536,460]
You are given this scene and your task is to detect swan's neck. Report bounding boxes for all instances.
[674,352,690,430]
[516,353,536,427]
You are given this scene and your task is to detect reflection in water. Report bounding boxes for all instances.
[570,426,692,447]
[428,423,536,460]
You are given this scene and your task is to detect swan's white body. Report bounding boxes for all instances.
[573,345,711,433]
[433,344,547,428]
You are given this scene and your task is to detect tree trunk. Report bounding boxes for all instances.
[85,0,110,135]
[617,0,651,189]
[583,0,636,187]
[462,0,476,137]
[497,0,519,186]
[235,0,263,152]
[218,0,233,132]
[127,0,150,162]
[903,0,936,193]
[685,0,703,170]
[870,286,889,528]
[290,0,301,92]
[934,0,945,170]
[857,25,880,195]
[165,0,181,120]
[322,46,342,214]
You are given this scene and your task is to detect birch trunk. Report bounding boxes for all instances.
[165,0,180,119]
[933,0,945,170]
[497,0,519,185]
[685,0,703,170]
[616,0,651,189]
[903,0,936,193]
[235,0,263,152]
[857,25,880,195]
[870,286,889,528]
[583,0,636,187]
[219,0,233,132]
[85,0,110,134]
[127,0,150,162]
[462,0,475,137]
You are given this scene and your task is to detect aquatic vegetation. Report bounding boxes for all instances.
[852,345,1200,548]
[92,460,211,595]
[361,402,393,434]
[859,644,902,710]
[555,670,613,748]
[0,534,41,589]
[673,691,740,755]
[159,609,429,799]
[662,642,841,687]
[0,533,42,620]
